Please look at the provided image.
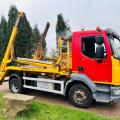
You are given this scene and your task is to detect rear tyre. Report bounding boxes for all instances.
[68,84,92,108]
[9,77,23,94]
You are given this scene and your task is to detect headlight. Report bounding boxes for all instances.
[113,89,120,95]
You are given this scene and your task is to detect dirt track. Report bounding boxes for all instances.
[0,82,120,118]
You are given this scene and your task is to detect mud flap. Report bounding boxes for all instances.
[0,81,2,85]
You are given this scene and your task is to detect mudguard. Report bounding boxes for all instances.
[64,73,97,98]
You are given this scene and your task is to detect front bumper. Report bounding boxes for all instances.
[94,85,120,103]
[110,86,120,103]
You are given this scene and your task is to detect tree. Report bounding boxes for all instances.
[40,34,47,54]
[0,16,7,34]
[56,13,71,48]
[0,29,3,61]
[6,5,18,42]
[50,48,57,59]
[15,15,32,58]
[6,5,33,58]
[31,24,40,55]
[40,22,50,54]
[0,16,7,61]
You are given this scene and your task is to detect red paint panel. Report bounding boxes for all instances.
[72,32,79,72]
[72,30,112,83]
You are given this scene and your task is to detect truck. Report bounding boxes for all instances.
[1,12,120,108]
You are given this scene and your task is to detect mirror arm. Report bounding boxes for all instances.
[97,58,102,63]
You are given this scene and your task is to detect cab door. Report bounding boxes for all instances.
[78,34,112,83]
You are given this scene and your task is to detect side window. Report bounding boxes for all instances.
[82,36,106,58]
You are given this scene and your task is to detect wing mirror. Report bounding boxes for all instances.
[96,45,104,63]
[95,36,104,45]
[95,36,104,63]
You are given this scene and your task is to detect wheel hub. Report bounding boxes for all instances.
[12,82,19,93]
[73,89,87,104]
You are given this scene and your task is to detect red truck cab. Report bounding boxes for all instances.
[72,28,120,85]
[65,28,120,107]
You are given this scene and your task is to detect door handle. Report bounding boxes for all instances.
[78,66,84,71]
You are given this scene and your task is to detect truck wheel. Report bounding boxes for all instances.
[9,77,23,94]
[68,84,92,108]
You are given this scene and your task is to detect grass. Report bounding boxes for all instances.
[17,101,113,120]
[0,92,119,120]
[0,92,5,120]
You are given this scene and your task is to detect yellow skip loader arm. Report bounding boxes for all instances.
[0,12,25,83]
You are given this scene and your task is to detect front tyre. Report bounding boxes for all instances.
[68,84,92,108]
[9,77,23,94]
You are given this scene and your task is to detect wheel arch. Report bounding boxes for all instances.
[64,73,97,99]
[9,73,23,88]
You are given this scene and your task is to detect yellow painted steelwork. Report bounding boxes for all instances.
[14,37,71,76]
[112,56,120,85]
[57,37,72,71]
[0,25,70,83]
[14,37,71,77]
[0,12,25,82]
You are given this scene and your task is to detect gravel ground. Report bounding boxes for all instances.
[0,82,120,118]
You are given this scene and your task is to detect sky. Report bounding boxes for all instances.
[0,0,120,52]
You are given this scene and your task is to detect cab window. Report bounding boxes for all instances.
[82,36,106,58]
